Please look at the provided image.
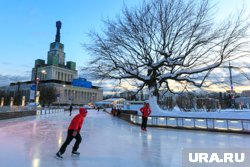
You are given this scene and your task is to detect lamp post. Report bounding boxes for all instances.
[34,68,46,104]
[33,66,38,103]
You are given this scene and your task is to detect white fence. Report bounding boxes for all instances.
[130,115,250,133]
[36,108,64,115]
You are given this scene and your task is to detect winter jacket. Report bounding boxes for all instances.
[68,108,87,132]
[140,105,151,117]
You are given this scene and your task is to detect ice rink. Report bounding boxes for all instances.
[0,109,250,167]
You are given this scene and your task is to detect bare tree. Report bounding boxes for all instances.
[176,93,196,112]
[39,85,57,106]
[83,0,250,114]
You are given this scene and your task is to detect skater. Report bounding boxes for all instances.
[69,104,73,116]
[140,102,151,131]
[56,107,88,159]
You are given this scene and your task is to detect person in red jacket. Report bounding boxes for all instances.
[140,103,151,131]
[56,107,87,159]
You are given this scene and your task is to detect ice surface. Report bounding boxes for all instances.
[0,110,250,167]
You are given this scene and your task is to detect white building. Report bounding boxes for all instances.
[0,21,103,106]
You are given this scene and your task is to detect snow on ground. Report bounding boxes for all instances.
[125,101,250,119]
[150,108,250,119]
[1,109,250,167]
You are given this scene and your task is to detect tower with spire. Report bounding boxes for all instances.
[31,21,77,82]
[47,21,65,66]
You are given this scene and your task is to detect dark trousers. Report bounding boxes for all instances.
[59,130,82,154]
[141,117,148,130]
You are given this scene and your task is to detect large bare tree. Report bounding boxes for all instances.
[83,0,250,114]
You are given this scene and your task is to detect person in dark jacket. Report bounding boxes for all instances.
[56,108,87,159]
[140,103,151,131]
[69,104,73,116]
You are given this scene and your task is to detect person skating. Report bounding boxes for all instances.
[56,107,87,159]
[69,104,73,116]
[140,103,151,131]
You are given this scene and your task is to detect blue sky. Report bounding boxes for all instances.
[0,0,140,84]
[0,0,249,91]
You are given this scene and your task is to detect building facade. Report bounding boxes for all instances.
[0,21,103,106]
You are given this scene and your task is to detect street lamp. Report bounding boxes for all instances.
[34,68,46,104]
[41,70,46,79]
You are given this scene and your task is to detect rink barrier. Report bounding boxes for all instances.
[117,113,250,134]
[0,110,36,120]
[36,108,64,115]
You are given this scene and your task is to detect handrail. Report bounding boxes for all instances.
[129,114,250,133]
[141,115,250,121]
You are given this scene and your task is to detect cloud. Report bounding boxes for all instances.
[206,66,250,86]
[20,64,32,68]
[1,62,12,65]
[0,74,30,87]
[78,64,250,94]
[1,62,32,69]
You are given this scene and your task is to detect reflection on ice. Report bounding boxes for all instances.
[186,138,193,143]
[146,133,153,141]
[32,158,40,167]
[58,131,63,146]
[219,142,226,146]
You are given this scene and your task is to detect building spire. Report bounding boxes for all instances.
[55,21,62,42]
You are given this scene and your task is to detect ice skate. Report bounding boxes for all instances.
[72,151,80,156]
[55,152,63,160]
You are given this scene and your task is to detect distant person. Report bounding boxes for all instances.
[140,103,151,131]
[56,108,88,159]
[111,107,115,116]
[97,106,100,112]
[69,104,73,116]
[112,107,117,116]
[117,107,121,116]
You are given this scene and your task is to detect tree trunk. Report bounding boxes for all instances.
[148,79,159,99]
[148,95,163,116]
[148,85,162,116]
